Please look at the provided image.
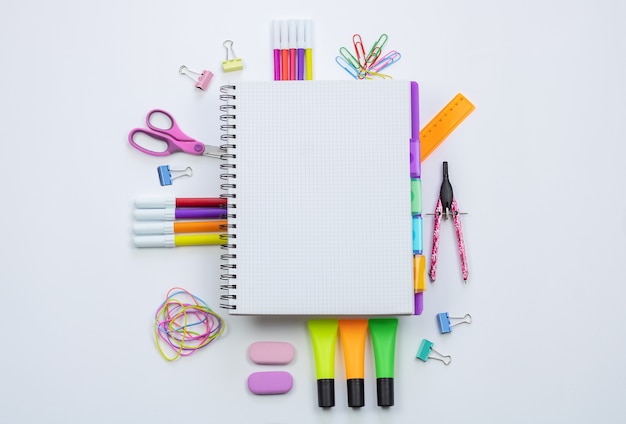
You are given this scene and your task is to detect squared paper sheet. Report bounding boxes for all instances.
[223,81,415,315]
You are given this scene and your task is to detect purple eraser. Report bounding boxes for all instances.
[247,371,293,395]
[249,341,295,365]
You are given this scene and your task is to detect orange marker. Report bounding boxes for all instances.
[174,220,226,233]
[133,220,227,235]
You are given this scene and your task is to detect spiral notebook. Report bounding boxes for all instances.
[219,80,419,315]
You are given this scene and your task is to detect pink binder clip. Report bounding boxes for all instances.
[179,65,213,90]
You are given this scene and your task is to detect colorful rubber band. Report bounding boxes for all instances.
[153,287,226,361]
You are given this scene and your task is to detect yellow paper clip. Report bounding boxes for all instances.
[222,40,243,72]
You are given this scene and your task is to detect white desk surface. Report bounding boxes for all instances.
[1,1,625,423]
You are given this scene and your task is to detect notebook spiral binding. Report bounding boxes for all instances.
[219,85,238,310]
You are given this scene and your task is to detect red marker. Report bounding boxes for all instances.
[288,20,297,80]
[134,196,227,209]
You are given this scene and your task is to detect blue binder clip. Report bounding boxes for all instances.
[416,339,451,365]
[157,165,192,186]
[437,312,472,334]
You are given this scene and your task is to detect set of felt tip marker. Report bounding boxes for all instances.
[272,19,313,80]
[132,196,227,248]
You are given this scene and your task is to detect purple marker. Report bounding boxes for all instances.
[133,206,226,221]
[297,20,305,80]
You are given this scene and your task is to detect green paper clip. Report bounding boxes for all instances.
[416,339,451,365]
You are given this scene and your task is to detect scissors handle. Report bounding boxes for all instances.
[128,128,205,156]
[128,109,206,157]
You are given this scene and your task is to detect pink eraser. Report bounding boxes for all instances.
[247,371,293,395]
[195,70,214,90]
[248,341,295,365]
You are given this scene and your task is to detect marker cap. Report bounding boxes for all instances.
[133,207,175,221]
[133,221,174,235]
[317,379,335,408]
[134,196,176,209]
[346,378,364,407]
[133,234,175,248]
[376,378,394,407]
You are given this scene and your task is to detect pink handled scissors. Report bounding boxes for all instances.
[128,109,222,158]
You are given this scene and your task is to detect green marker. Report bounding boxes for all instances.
[369,318,398,407]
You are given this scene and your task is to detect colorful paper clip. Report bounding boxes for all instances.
[335,56,361,80]
[336,33,399,80]
[222,40,243,72]
[157,165,192,186]
[365,33,388,67]
[437,313,472,334]
[179,65,213,90]
[416,339,451,365]
[369,50,401,73]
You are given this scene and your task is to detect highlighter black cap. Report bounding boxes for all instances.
[377,378,394,407]
[346,378,365,407]
[317,379,335,408]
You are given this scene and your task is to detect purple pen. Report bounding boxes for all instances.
[297,20,305,80]
[133,206,226,221]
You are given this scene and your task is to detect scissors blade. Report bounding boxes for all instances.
[203,145,224,159]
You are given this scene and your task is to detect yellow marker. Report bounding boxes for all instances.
[175,233,222,246]
[414,255,426,293]
[305,20,313,80]
[420,93,475,162]
[134,233,224,248]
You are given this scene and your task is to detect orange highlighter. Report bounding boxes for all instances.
[338,319,368,408]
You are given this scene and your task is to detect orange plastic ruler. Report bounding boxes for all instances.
[420,93,475,162]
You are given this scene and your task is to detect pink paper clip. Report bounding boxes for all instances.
[179,65,213,90]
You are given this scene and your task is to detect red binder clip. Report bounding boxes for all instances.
[179,65,213,90]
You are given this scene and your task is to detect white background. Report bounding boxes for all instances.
[1,1,625,423]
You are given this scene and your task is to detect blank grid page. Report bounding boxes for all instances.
[226,81,414,315]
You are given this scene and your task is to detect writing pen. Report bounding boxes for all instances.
[289,20,297,80]
[305,20,313,80]
[297,20,305,80]
[133,207,226,221]
[280,20,289,80]
[133,220,228,235]
[273,20,281,80]
[134,233,223,248]
[134,196,227,209]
